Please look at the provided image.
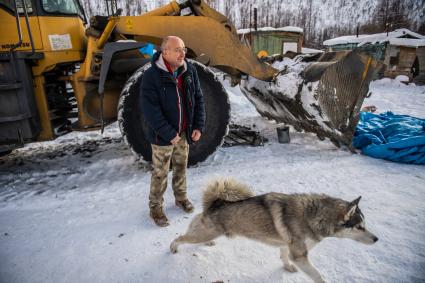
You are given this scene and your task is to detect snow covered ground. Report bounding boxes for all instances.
[0,78,424,283]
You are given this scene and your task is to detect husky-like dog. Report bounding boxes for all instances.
[170,178,378,283]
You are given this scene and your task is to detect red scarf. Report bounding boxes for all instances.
[163,59,187,133]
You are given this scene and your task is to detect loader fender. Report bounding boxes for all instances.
[118,60,230,166]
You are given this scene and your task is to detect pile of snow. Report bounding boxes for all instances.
[389,38,425,48]
[302,47,324,54]
[243,57,309,99]
[218,74,259,123]
[241,57,333,132]
[270,58,309,100]
[394,75,410,83]
[237,26,303,34]
[364,77,425,118]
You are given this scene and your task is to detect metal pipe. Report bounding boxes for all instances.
[10,0,23,51]
[142,1,181,16]
[22,0,35,54]
[249,4,252,46]
[254,8,257,31]
[96,17,119,49]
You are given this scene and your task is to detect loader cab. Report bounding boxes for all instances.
[0,0,88,154]
[0,0,85,19]
[0,0,87,53]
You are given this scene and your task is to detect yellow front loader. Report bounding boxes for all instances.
[0,0,379,164]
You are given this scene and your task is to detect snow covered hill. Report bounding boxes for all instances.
[0,78,424,283]
[81,0,424,46]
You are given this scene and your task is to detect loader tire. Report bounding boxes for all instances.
[118,60,230,166]
[0,150,12,157]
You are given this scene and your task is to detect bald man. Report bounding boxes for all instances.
[140,36,206,227]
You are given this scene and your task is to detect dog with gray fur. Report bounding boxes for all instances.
[170,178,378,283]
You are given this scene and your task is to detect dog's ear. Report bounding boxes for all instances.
[345,205,356,220]
[350,196,361,206]
[344,197,361,221]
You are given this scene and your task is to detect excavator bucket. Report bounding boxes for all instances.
[240,50,382,147]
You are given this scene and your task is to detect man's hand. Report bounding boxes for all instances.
[191,129,202,142]
[171,134,181,145]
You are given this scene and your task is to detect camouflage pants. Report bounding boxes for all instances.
[149,133,189,210]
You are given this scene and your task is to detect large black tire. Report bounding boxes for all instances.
[118,60,230,166]
[0,150,12,158]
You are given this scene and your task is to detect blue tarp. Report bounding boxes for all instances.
[139,43,154,57]
[353,112,425,164]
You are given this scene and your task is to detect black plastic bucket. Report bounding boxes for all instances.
[277,126,290,143]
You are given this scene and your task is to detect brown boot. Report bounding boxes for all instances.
[175,199,194,213]
[149,207,169,227]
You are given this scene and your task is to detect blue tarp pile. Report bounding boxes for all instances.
[353,112,425,164]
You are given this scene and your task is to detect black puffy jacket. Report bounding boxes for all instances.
[140,52,206,146]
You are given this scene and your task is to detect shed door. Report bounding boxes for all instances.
[282,42,298,54]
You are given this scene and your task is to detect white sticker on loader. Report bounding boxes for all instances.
[48,34,72,50]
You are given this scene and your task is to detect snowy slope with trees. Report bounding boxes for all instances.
[81,0,424,47]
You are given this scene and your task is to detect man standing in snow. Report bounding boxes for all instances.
[140,36,205,227]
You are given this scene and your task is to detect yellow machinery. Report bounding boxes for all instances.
[0,0,379,164]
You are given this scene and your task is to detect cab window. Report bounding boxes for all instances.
[42,0,83,16]
[0,0,33,13]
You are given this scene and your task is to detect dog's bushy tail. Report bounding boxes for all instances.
[202,178,254,211]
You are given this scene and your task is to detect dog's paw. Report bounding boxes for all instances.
[312,278,327,283]
[284,264,298,273]
[170,242,178,254]
[204,241,216,247]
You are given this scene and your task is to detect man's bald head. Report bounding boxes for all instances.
[161,36,185,51]
[161,36,186,71]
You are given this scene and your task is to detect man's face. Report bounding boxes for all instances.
[162,38,186,70]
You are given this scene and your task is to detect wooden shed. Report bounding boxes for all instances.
[384,39,425,84]
[238,26,303,58]
[323,29,425,83]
